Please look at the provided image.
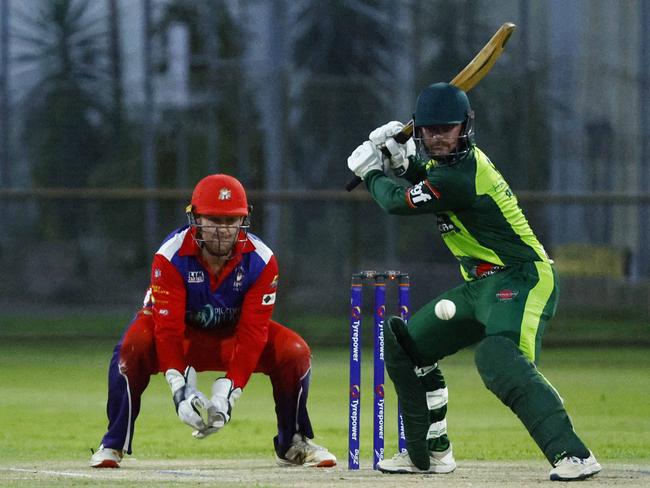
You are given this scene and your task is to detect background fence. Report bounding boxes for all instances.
[2,188,649,346]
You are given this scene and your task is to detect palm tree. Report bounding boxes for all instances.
[12,0,111,237]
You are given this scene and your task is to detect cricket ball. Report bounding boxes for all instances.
[434,299,456,320]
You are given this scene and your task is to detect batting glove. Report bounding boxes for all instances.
[368,120,405,146]
[347,141,383,179]
[368,120,414,176]
[384,137,415,176]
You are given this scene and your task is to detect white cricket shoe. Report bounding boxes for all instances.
[276,433,337,468]
[549,452,601,481]
[377,446,456,474]
[89,444,123,468]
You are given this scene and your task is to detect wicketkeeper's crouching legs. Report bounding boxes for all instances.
[91,313,336,467]
[100,311,158,455]
[261,323,315,455]
[260,323,336,467]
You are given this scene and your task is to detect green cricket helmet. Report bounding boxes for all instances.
[413,82,475,164]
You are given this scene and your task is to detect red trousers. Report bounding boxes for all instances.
[100,311,315,456]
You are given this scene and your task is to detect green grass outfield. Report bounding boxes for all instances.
[1,335,648,468]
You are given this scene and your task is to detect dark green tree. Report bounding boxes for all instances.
[154,0,259,188]
[410,0,551,248]
[291,0,393,188]
[413,0,550,191]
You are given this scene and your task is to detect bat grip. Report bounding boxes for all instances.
[393,130,412,144]
[345,175,363,192]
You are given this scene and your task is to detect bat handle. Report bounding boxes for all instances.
[394,121,414,143]
[345,175,363,192]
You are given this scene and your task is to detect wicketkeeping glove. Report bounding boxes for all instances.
[165,366,211,431]
[193,377,242,439]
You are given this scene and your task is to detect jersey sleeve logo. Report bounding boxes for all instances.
[270,274,279,289]
[262,292,276,305]
[406,181,440,208]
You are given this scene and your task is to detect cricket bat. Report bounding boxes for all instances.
[345,22,516,191]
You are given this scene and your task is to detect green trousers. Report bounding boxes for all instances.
[409,261,558,364]
[393,261,589,464]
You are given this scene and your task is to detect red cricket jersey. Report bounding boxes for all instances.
[144,226,279,388]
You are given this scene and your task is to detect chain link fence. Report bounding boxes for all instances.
[2,189,649,326]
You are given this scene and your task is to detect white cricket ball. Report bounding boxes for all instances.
[434,299,456,320]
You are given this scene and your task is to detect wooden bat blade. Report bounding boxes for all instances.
[450,22,516,91]
[345,22,516,191]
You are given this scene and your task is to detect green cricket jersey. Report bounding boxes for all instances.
[364,146,551,281]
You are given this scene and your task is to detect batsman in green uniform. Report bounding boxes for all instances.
[346,82,601,482]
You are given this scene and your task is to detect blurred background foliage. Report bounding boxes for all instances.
[0,0,649,342]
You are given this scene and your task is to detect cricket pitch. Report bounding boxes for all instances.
[2,459,649,487]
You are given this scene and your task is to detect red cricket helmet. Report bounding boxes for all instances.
[189,174,249,217]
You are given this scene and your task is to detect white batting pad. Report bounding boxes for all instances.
[426,387,449,410]
[426,419,448,439]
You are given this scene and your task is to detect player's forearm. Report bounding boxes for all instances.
[226,329,267,388]
[365,170,424,215]
[156,336,186,372]
[151,254,188,371]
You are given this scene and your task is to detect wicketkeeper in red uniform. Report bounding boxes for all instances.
[90,174,336,468]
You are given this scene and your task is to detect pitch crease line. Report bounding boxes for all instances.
[3,467,93,478]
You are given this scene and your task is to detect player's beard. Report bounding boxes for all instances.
[201,232,238,258]
[425,136,457,157]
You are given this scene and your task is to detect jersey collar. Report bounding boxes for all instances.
[179,228,255,290]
